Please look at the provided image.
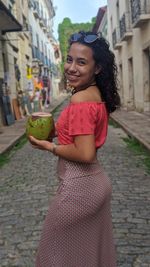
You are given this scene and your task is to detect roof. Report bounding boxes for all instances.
[92,6,107,33]
[0,0,22,33]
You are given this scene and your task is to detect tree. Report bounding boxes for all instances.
[58,17,96,74]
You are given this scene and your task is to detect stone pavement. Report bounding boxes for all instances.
[0,98,149,266]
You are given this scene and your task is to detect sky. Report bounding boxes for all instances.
[52,0,107,40]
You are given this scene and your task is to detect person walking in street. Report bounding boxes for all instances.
[28,31,120,267]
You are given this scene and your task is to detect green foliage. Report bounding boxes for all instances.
[109,118,150,174]
[123,137,150,174]
[58,17,96,75]
[109,118,120,128]
[0,135,27,168]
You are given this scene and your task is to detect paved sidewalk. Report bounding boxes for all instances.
[0,99,150,155]
[110,108,150,151]
[0,93,68,155]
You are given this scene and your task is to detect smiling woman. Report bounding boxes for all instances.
[29,31,120,267]
[65,43,99,91]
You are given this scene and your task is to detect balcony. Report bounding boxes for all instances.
[42,19,47,32]
[39,19,47,32]
[28,0,34,8]
[39,19,44,27]
[120,12,133,41]
[33,1,40,19]
[131,0,150,27]
[112,28,122,50]
[0,0,22,33]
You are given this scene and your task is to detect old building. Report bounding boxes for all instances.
[107,0,150,112]
[93,6,108,40]
[28,0,61,104]
[0,0,61,128]
[0,0,22,127]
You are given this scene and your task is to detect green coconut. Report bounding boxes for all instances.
[26,112,54,140]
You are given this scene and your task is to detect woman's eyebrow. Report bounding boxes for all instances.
[67,55,88,62]
[77,57,88,62]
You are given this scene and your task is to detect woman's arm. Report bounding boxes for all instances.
[28,134,96,163]
[54,134,96,163]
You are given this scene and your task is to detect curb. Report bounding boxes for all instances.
[110,114,150,152]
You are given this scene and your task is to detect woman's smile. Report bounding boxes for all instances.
[67,74,80,81]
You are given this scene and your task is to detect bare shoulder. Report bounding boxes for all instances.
[71,87,102,103]
[70,91,86,103]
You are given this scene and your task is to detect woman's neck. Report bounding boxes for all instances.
[71,83,96,95]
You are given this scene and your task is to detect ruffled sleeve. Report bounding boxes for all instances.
[68,103,98,136]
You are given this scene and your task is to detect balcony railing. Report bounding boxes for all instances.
[39,19,44,27]
[112,28,122,50]
[28,0,34,8]
[120,12,133,41]
[33,1,40,19]
[131,0,150,27]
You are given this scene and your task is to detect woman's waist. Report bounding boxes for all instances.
[57,157,104,179]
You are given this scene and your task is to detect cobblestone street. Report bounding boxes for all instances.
[0,99,150,267]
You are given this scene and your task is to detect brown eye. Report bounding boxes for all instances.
[78,59,86,65]
[66,56,72,63]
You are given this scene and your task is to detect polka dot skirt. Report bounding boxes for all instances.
[35,158,116,267]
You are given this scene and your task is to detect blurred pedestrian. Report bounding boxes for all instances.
[33,88,42,112]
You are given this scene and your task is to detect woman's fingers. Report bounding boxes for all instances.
[29,135,39,144]
[28,136,52,151]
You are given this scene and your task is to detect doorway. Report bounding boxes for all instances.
[143,47,150,112]
[128,57,135,109]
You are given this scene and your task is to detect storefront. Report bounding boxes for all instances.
[0,0,22,126]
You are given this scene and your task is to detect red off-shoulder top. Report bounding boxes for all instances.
[56,102,108,149]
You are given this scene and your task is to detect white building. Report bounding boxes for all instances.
[28,0,61,101]
[0,0,22,127]
[93,6,108,40]
[0,0,62,129]
[107,0,150,112]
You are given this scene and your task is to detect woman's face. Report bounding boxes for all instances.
[64,43,98,90]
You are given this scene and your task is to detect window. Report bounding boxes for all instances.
[36,34,39,48]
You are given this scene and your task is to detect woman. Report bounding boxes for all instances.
[29,31,120,267]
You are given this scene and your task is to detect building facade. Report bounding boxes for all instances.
[0,0,61,128]
[93,6,108,40]
[0,0,22,127]
[28,0,60,101]
[107,0,150,112]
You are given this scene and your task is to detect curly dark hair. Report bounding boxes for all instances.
[69,31,121,113]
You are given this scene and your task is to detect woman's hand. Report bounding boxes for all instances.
[47,122,57,142]
[28,135,54,152]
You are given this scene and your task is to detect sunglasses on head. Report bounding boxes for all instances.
[70,33,99,44]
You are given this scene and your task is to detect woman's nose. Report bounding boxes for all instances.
[68,62,77,72]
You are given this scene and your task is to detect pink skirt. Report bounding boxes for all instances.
[35,158,116,267]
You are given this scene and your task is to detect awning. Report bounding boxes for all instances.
[0,0,22,33]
